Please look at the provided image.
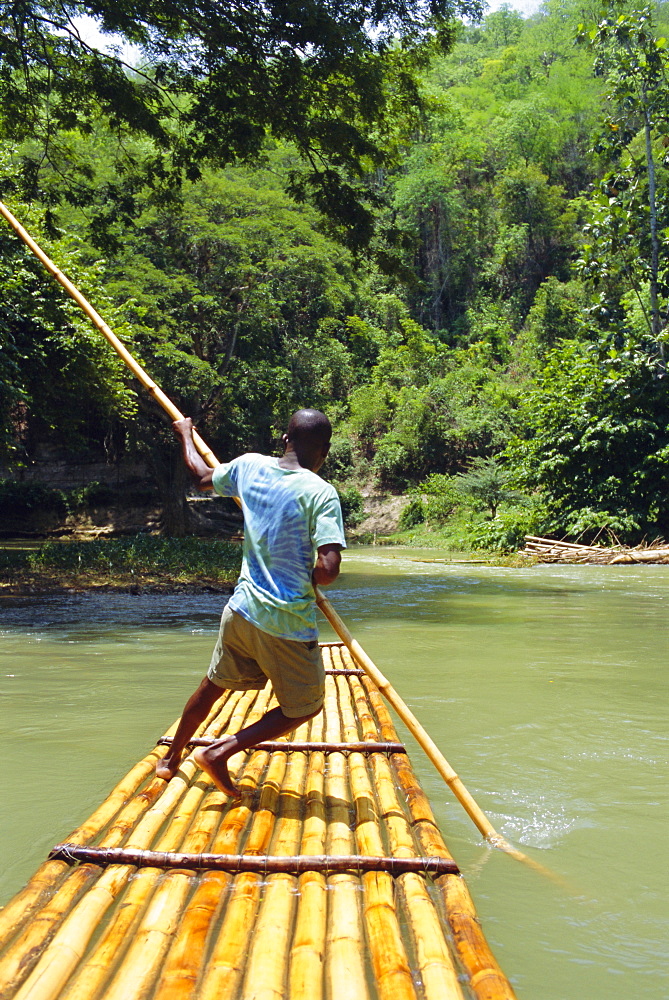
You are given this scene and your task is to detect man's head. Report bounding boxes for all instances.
[283,409,332,471]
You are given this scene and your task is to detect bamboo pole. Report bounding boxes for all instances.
[0,200,217,469]
[0,198,542,871]
[196,733,290,1000]
[322,660,370,1000]
[336,673,417,1000]
[158,738,407,754]
[318,615,568,889]
[288,711,327,1000]
[239,719,311,1000]
[316,598,522,856]
[52,849,457,879]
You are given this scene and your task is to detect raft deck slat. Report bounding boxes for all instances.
[48,845,460,876]
[0,643,517,1000]
[157,738,408,754]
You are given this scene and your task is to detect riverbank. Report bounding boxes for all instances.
[0,569,235,596]
[0,551,530,595]
[0,537,242,596]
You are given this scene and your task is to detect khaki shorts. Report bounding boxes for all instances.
[207,605,325,718]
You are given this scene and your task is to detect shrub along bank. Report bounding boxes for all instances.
[0,537,242,593]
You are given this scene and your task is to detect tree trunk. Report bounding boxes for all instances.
[160,457,190,537]
[643,101,665,367]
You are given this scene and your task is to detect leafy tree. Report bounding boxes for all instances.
[0,193,134,467]
[490,96,564,173]
[484,4,525,48]
[96,167,365,531]
[454,455,521,517]
[400,471,462,526]
[369,350,519,485]
[334,484,365,528]
[577,6,669,364]
[507,342,669,541]
[390,101,490,332]
[523,276,589,352]
[0,0,484,250]
[489,165,578,314]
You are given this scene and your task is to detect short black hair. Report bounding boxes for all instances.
[286,408,332,446]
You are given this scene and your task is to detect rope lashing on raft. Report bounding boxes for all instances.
[324,668,365,675]
[48,843,460,876]
[156,738,408,755]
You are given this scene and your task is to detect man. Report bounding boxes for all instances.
[156,408,345,798]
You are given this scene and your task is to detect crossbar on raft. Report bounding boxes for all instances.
[155,738,407,754]
[48,844,460,876]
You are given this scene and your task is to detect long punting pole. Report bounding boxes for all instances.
[0,198,552,874]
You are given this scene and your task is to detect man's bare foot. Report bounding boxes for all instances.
[193,742,241,799]
[155,756,181,781]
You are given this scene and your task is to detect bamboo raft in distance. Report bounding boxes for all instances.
[0,643,517,1000]
[521,534,669,565]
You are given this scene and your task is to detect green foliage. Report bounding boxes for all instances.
[461,505,541,552]
[484,4,525,48]
[396,477,541,551]
[0,192,135,464]
[491,165,578,313]
[524,277,589,352]
[322,437,355,482]
[335,485,366,528]
[577,7,669,357]
[506,342,669,542]
[398,497,426,529]
[400,472,462,528]
[0,536,242,576]
[348,384,397,451]
[101,169,362,458]
[0,0,483,252]
[454,455,524,517]
[0,480,68,517]
[369,353,519,486]
[4,0,669,552]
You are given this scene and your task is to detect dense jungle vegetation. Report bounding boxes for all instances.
[1,0,669,549]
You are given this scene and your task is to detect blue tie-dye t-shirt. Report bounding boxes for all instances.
[211,454,346,641]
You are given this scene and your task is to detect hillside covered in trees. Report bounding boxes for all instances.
[1,0,668,548]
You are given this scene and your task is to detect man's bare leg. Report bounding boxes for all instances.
[156,677,224,780]
[193,704,321,798]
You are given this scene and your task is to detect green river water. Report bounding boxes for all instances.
[1,547,667,999]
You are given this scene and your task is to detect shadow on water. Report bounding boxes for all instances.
[0,592,228,636]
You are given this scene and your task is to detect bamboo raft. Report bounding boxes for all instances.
[0,643,517,1000]
[522,534,669,565]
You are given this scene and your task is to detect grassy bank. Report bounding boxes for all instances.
[0,537,242,594]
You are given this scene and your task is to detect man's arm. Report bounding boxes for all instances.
[312,544,341,586]
[173,418,214,491]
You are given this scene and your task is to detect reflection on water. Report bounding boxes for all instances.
[1,550,668,1000]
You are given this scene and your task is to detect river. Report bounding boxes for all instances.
[1,547,667,999]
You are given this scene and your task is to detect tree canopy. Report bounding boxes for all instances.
[3,0,669,545]
[0,0,483,247]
